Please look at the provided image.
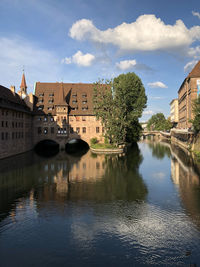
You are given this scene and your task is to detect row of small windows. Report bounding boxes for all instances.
[1,132,24,140]
[72,100,87,104]
[37,126,104,135]
[38,105,88,111]
[39,92,87,98]
[1,109,24,118]
[1,121,24,128]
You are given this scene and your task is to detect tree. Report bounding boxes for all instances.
[192,95,200,133]
[147,113,172,131]
[93,73,147,144]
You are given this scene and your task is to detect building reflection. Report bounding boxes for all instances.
[0,144,147,223]
[170,144,200,228]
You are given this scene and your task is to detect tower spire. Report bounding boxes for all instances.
[18,71,27,98]
[20,72,27,91]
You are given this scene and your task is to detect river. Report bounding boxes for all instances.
[0,141,200,266]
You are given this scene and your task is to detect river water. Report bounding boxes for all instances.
[1,141,200,266]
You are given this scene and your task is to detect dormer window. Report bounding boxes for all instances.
[38,105,44,110]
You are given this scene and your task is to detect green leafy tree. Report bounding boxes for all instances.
[192,95,200,133]
[93,73,147,144]
[147,113,172,131]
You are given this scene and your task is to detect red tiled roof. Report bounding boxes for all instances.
[34,82,99,116]
[188,60,200,78]
[0,85,30,112]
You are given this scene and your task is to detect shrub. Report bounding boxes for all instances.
[90,137,98,145]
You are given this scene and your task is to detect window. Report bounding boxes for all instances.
[49,93,54,96]
[64,128,67,134]
[48,99,54,103]
[58,128,61,134]
[96,127,100,133]
[82,127,86,133]
[12,122,14,128]
[44,128,48,134]
[102,127,104,133]
[82,116,86,121]
[39,93,44,96]
[72,93,77,98]
[39,99,43,103]
[50,117,54,122]
[76,116,80,121]
[72,100,77,104]
[82,93,87,98]
[1,132,4,140]
[38,117,42,121]
[76,127,80,133]
[44,117,48,122]
[51,127,54,134]
[48,107,53,111]
[96,162,100,169]
[70,127,73,133]
[38,106,44,110]
[12,132,15,139]
[1,121,4,127]
[82,100,87,104]
[5,121,8,127]
[38,127,42,134]
[82,107,88,111]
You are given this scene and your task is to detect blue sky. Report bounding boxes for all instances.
[1,0,200,121]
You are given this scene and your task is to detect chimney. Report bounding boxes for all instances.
[10,85,15,94]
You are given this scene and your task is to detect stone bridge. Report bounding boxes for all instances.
[33,130,93,150]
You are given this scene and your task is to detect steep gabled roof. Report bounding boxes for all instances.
[57,82,67,106]
[0,85,30,112]
[20,72,27,89]
[188,60,200,78]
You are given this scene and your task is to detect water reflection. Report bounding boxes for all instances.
[144,140,200,230]
[1,142,200,266]
[146,140,171,159]
[170,144,200,229]
[0,143,147,221]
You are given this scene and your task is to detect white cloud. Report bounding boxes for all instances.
[149,96,165,100]
[69,15,200,53]
[148,81,168,88]
[62,50,95,67]
[152,172,166,179]
[143,110,154,115]
[187,46,200,58]
[184,60,198,73]
[192,11,200,19]
[116,59,137,70]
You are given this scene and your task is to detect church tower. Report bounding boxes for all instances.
[18,72,27,99]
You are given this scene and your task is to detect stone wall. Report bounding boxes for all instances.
[0,107,33,159]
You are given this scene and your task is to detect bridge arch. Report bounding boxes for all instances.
[65,138,89,154]
[34,139,59,157]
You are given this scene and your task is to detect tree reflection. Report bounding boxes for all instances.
[147,141,171,159]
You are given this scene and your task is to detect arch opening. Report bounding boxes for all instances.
[34,139,59,157]
[65,139,89,155]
